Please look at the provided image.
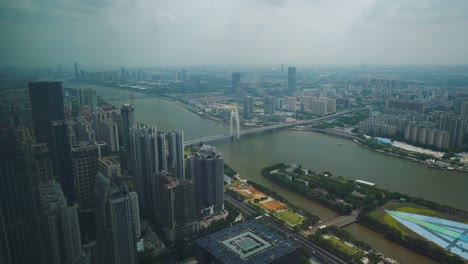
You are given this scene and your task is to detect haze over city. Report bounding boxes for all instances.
[2,0,468,67]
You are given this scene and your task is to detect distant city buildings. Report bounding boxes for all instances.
[386,99,424,114]
[243,96,254,119]
[263,96,275,114]
[232,72,241,93]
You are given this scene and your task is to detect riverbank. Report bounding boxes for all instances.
[260,162,468,263]
[353,138,468,174]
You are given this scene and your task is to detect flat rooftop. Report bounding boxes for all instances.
[195,220,298,264]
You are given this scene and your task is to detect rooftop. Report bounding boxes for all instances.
[195,220,298,264]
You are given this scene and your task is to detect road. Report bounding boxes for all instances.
[185,107,367,146]
[309,210,360,233]
[225,195,350,264]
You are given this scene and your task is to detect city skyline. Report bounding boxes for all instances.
[1,1,468,67]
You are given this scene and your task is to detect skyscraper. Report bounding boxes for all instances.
[72,142,99,212]
[120,104,135,171]
[243,96,254,119]
[288,67,296,91]
[28,81,65,144]
[130,126,159,210]
[189,145,224,217]
[167,130,185,180]
[38,182,89,264]
[77,88,97,113]
[0,127,39,264]
[232,72,241,93]
[74,61,80,80]
[158,171,198,242]
[95,172,139,264]
[50,120,75,203]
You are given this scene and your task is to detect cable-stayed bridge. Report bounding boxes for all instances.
[185,107,367,146]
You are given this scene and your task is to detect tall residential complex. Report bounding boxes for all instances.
[168,130,185,180]
[288,67,296,91]
[243,96,254,119]
[130,126,160,210]
[28,81,65,144]
[50,120,75,203]
[95,172,139,264]
[386,99,424,114]
[120,104,135,171]
[286,97,297,112]
[72,142,99,212]
[232,72,241,93]
[157,132,168,172]
[38,182,89,264]
[189,145,224,217]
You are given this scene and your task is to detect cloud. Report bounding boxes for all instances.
[0,0,467,67]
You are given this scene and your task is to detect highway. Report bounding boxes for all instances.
[185,107,367,146]
[225,195,350,264]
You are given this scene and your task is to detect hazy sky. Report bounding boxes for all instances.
[1,0,468,67]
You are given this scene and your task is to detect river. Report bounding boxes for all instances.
[66,82,468,263]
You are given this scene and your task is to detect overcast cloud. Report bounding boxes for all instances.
[1,0,467,67]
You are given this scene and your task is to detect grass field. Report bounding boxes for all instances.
[327,236,359,255]
[275,210,305,226]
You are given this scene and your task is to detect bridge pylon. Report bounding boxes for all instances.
[230,107,240,140]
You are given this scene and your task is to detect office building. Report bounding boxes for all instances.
[189,145,224,217]
[158,171,198,242]
[232,72,241,93]
[38,182,89,264]
[130,126,160,210]
[28,81,65,144]
[72,142,99,212]
[0,127,39,264]
[29,142,55,184]
[195,220,300,264]
[100,119,120,152]
[288,67,296,91]
[243,96,254,119]
[78,88,97,113]
[50,120,75,203]
[167,130,185,180]
[95,172,139,264]
[97,156,121,178]
[120,104,135,170]
[264,96,275,114]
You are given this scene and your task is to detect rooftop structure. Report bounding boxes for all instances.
[195,220,299,264]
